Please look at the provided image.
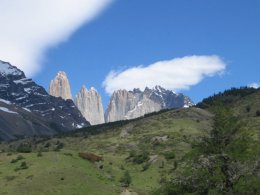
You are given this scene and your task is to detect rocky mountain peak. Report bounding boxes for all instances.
[75,85,105,125]
[49,71,72,100]
[132,88,142,93]
[0,60,25,78]
[56,71,68,80]
[105,85,193,122]
[90,87,97,91]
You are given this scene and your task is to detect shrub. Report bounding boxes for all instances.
[5,176,16,181]
[37,151,42,157]
[20,161,28,169]
[120,165,125,170]
[16,143,32,153]
[17,155,24,160]
[15,161,28,171]
[63,152,72,157]
[246,105,251,112]
[142,162,151,171]
[256,110,260,117]
[163,151,175,160]
[173,161,178,170]
[159,161,165,168]
[126,150,149,164]
[54,142,64,151]
[44,142,51,148]
[10,155,24,163]
[10,159,18,163]
[120,171,132,187]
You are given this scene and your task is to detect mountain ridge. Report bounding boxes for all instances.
[0,60,89,140]
[105,86,193,122]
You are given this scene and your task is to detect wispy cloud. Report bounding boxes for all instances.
[248,82,259,89]
[0,0,112,77]
[103,55,226,94]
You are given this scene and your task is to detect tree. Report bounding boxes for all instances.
[256,110,260,116]
[120,171,132,187]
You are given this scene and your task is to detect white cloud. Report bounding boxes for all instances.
[248,82,259,89]
[0,0,112,77]
[103,55,226,94]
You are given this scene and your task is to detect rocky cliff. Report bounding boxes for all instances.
[105,86,193,122]
[49,71,72,100]
[74,86,105,125]
[0,60,89,140]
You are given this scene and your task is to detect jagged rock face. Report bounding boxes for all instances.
[124,97,161,120]
[105,89,138,122]
[143,86,193,108]
[0,60,89,140]
[74,86,105,125]
[105,86,193,122]
[49,71,72,100]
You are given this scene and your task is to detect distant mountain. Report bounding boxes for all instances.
[74,86,105,125]
[105,86,193,122]
[48,70,193,124]
[0,60,89,140]
[49,71,72,100]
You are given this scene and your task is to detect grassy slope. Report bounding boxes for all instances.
[0,107,213,195]
[0,88,259,194]
[155,88,260,194]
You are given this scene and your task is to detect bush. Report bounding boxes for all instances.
[16,143,32,153]
[163,151,175,160]
[37,151,42,157]
[159,161,164,169]
[173,161,178,170]
[142,162,151,171]
[256,110,260,117]
[15,161,28,171]
[44,142,51,148]
[54,142,64,151]
[126,150,149,164]
[10,155,24,163]
[10,159,18,163]
[120,164,125,170]
[17,155,24,160]
[63,152,72,157]
[5,176,16,181]
[246,105,251,112]
[20,161,28,169]
[120,171,132,187]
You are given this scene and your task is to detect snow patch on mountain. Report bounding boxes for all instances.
[0,98,11,105]
[0,107,18,114]
[0,61,22,76]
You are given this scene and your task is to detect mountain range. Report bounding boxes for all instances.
[49,71,193,124]
[0,60,193,140]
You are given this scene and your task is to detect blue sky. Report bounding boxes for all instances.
[1,0,260,108]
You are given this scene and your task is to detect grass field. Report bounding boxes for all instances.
[0,107,213,195]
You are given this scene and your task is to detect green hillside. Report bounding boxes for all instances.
[0,87,259,194]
